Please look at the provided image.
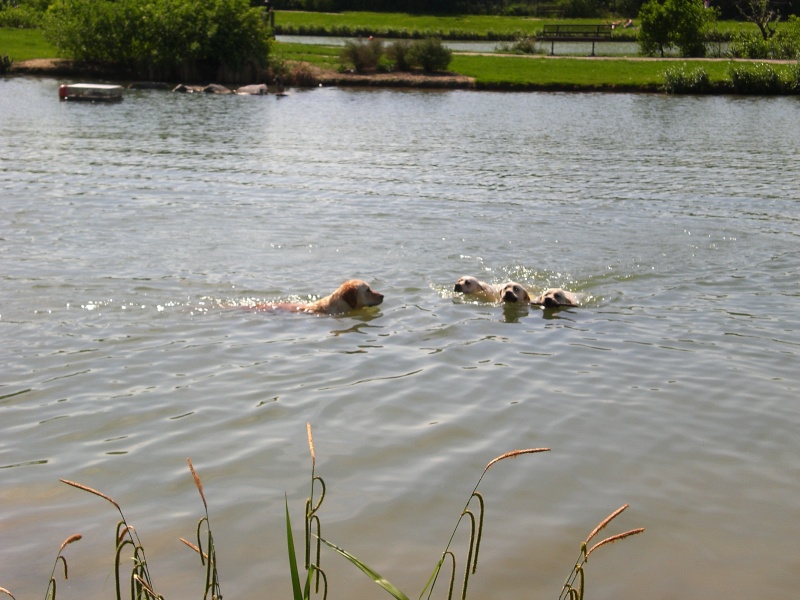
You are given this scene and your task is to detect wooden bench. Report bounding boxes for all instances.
[538,24,613,56]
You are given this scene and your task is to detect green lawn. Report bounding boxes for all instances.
[0,27,58,61]
[451,54,735,89]
[274,40,341,70]
[273,11,758,40]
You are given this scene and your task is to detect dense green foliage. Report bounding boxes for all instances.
[406,36,452,72]
[727,60,798,92]
[662,63,712,91]
[727,14,800,57]
[41,0,272,80]
[339,36,452,73]
[340,37,386,72]
[661,59,800,92]
[638,0,714,56]
[0,0,48,27]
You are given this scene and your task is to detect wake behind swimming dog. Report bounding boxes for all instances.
[252,279,383,315]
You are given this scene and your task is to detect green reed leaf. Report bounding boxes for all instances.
[285,495,304,600]
[319,537,410,600]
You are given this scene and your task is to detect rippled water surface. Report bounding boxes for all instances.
[2,77,800,599]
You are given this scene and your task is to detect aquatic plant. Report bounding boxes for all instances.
[559,504,645,600]
[1,424,643,599]
[59,479,163,599]
[179,459,222,600]
[44,534,83,600]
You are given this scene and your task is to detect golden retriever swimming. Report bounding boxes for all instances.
[531,288,580,308]
[453,276,502,302]
[253,279,383,315]
[500,281,532,304]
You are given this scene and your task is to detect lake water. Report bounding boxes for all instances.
[2,76,800,600]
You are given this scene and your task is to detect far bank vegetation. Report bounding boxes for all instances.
[40,0,272,82]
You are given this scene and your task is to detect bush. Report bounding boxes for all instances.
[727,16,800,59]
[0,4,42,27]
[339,38,384,73]
[42,0,271,81]
[728,62,788,94]
[788,62,800,93]
[662,64,712,93]
[497,36,541,54]
[406,37,452,73]
[386,39,412,71]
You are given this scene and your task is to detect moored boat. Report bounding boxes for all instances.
[58,83,124,102]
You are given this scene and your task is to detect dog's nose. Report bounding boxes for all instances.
[503,291,516,302]
[454,284,462,292]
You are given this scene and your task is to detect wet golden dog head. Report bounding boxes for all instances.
[501,282,531,304]
[532,288,579,308]
[454,276,501,302]
[308,279,384,314]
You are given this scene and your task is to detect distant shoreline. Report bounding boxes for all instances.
[9,56,799,94]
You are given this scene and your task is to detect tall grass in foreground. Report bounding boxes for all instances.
[300,424,643,600]
[2,423,643,599]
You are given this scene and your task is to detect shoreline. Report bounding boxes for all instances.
[9,58,478,90]
[8,56,798,94]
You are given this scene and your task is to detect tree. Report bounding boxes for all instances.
[734,0,781,40]
[638,0,713,57]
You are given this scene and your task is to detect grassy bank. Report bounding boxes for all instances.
[272,10,756,41]
[272,41,757,92]
[450,54,736,90]
[0,27,58,61]
[6,26,798,93]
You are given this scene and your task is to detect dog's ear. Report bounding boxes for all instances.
[342,284,359,309]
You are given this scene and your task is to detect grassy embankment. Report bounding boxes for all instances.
[268,11,778,91]
[274,41,739,91]
[2,13,794,91]
[1,26,57,61]
[271,10,754,40]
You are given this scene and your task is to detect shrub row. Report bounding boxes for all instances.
[663,62,800,94]
[726,16,800,60]
[340,37,453,73]
[42,0,272,81]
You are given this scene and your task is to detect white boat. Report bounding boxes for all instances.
[58,83,124,102]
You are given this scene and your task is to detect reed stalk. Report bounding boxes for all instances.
[182,458,221,600]
[559,505,645,600]
[43,534,82,600]
[60,479,161,600]
[422,448,550,600]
